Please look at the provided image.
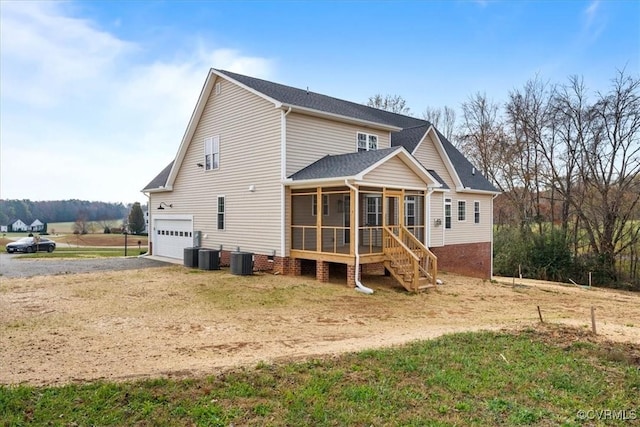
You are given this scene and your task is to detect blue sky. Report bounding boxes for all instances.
[1,0,638,205]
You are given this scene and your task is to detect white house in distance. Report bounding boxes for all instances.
[30,219,45,232]
[8,219,28,232]
[142,69,499,291]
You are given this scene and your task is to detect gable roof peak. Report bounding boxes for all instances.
[213,69,428,130]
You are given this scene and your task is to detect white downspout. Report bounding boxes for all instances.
[280,107,292,258]
[425,188,434,247]
[345,179,374,295]
[139,191,151,257]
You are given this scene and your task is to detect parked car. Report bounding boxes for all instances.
[6,237,56,253]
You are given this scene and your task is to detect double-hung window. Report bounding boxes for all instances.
[458,201,466,222]
[405,196,416,226]
[204,136,220,170]
[217,196,225,230]
[365,195,382,226]
[357,132,378,152]
[444,198,452,229]
[312,195,329,216]
[474,201,480,224]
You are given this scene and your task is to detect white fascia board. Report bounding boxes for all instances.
[281,104,402,132]
[283,176,357,188]
[213,69,283,107]
[144,186,173,193]
[165,70,217,187]
[356,181,430,192]
[455,187,501,195]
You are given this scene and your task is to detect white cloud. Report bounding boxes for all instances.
[584,0,600,27]
[582,0,606,42]
[0,1,275,204]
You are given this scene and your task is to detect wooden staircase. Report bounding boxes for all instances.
[382,226,438,292]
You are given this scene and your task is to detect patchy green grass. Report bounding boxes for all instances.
[2,328,638,426]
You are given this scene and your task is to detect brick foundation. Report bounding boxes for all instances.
[188,243,491,282]
[430,242,492,279]
[362,262,385,275]
[347,264,357,287]
[316,260,330,282]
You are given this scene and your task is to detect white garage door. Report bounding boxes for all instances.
[154,218,193,259]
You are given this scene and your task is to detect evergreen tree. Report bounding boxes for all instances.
[128,202,146,234]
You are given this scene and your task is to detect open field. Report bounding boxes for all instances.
[1,267,638,388]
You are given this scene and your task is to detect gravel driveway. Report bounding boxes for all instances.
[0,253,168,278]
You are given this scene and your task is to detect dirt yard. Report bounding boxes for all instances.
[1,265,639,386]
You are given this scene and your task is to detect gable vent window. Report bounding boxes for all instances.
[357,132,378,152]
[215,82,221,95]
[204,136,220,170]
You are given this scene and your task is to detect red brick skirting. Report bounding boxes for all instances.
[181,243,491,281]
[430,242,492,279]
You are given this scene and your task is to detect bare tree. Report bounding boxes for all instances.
[423,106,457,141]
[366,94,410,115]
[504,76,555,233]
[459,92,508,191]
[576,70,640,280]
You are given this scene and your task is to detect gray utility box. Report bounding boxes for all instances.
[198,249,220,270]
[183,247,200,268]
[230,251,253,275]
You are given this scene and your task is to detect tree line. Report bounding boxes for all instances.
[458,70,639,290]
[369,68,640,290]
[0,199,129,225]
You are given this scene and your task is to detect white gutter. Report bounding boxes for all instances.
[280,107,292,258]
[138,191,151,257]
[281,104,402,132]
[344,179,373,295]
[425,188,435,247]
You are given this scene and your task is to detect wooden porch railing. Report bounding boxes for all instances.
[383,226,437,292]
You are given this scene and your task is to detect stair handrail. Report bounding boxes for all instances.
[398,225,438,286]
[383,226,420,263]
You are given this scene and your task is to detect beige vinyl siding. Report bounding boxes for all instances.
[286,113,391,176]
[150,77,283,255]
[362,156,426,188]
[443,193,494,245]
[429,191,445,247]
[411,132,456,189]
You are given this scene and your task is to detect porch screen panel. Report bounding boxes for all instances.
[405,195,425,242]
[291,194,317,250]
[361,194,382,252]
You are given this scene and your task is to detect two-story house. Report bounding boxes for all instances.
[142,69,499,292]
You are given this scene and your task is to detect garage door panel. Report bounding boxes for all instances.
[154,218,193,259]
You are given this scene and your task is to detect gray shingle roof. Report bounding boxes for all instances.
[391,124,432,153]
[143,70,498,194]
[216,70,426,129]
[217,69,497,192]
[425,169,450,190]
[289,147,401,181]
[433,129,497,192]
[143,161,173,191]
